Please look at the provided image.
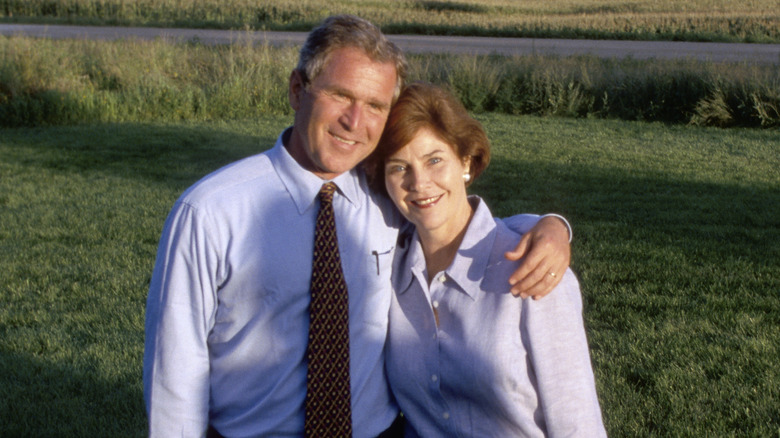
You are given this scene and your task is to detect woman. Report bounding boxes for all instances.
[367,82,606,437]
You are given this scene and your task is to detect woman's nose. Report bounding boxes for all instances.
[406,168,429,192]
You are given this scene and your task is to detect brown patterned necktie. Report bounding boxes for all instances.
[305,182,352,437]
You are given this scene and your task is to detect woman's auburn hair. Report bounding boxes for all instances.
[365,81,491,195]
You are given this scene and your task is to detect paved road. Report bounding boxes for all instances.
[2,23,779,64]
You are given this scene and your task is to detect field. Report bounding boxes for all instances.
[1,114,779,436]
[1,0,780,43]
[1,0,780,435]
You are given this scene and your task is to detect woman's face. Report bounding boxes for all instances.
[384,128,472,239]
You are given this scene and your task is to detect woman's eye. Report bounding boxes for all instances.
[387,165,405,174]
[429,157,442,165]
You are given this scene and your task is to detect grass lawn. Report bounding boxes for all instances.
[1,115,778,436]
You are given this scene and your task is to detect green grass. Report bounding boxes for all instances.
[2,0,779,43]
[1,115,778,436]
[474,115,780,435]
[0,117,289,436]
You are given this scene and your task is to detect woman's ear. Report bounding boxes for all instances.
[462,155,472,174]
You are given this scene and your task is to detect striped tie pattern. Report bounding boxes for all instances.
[304,182,352,437]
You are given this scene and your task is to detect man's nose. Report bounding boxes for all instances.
[340,102,362,131]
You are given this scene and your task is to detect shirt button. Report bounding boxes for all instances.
[439,275,446,283]
[432,300,439,308]
[442,412,450,419]
[431,374,438,382]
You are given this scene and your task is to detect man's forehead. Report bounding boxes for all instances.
[321,47,397,78]
[316,48,397,100]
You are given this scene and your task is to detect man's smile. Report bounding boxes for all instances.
[332,133,357,146]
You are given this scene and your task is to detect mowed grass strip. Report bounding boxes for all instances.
[1,115,778,436]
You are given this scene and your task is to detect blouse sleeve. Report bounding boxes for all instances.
[521,269,607,437]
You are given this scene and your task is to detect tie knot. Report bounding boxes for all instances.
[319,182,337,202]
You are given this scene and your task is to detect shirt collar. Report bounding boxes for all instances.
[269,127,365,215]
[392,223,423,295]
[393,196,498,300]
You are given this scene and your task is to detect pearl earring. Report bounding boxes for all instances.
[463,173,471,182]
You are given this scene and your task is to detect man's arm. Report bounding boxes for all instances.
[144,202,216,436]
[501,214,572,299]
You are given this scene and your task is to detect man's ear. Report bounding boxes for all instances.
[289,69,305,111]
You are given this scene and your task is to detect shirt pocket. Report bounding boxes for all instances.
[369,246,394,277]
[356,245,395,328]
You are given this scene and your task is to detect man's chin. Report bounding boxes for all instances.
[319,158,369,178]
[311,163,351,180]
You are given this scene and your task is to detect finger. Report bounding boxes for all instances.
[508,235,550,289]
[504,232,532,261]
[514,248,570,299]
[530,268,565,300]
[521,268,564,299]
[509,253,549,297]
[509,258,548,297]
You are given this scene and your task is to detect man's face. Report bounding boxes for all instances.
[287,47,398,180]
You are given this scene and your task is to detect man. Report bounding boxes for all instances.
[144,15,572,437]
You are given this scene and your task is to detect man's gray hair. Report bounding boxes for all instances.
[297,14,407,101]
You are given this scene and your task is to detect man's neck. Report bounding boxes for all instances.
[283,127,345,181]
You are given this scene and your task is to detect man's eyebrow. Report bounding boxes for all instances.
[322,85,352,97]
[327,85,390,110]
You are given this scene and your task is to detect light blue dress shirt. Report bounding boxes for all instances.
[386,197,606,438]
[144,129,402,437]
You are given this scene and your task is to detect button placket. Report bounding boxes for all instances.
[429,273,455,430]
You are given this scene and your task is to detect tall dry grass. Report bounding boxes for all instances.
[0,35,297,125]
[410,52,780,127]
[1,35,778,128]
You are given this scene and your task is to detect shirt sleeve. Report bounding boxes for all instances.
[501,214,573,242]
[143,201,220,437]
[521,270,606,437]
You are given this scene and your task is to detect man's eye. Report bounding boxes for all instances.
[326,91,348,102]
[368,103,386,114]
